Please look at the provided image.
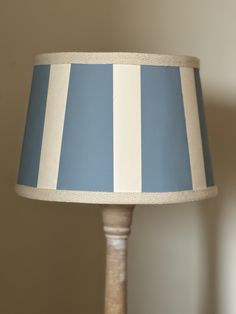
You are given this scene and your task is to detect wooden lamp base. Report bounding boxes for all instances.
[102,205,135,314]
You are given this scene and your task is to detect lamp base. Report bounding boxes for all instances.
[102,205,135,314]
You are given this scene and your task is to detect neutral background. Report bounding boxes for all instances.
[1,0,235,313]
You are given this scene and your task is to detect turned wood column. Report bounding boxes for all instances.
[102,205,135,314]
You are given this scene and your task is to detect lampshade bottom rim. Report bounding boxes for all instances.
[15,184,218,205]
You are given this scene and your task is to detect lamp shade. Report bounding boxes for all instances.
[16,52,217,204]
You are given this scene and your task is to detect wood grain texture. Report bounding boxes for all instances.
[102,205,135,314]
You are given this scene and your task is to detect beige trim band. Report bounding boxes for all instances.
[34,52,200,68]
[15,184,217,205]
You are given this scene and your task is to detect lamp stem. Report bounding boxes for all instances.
[102,205,135,314]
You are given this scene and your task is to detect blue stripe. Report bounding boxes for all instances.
[194,68,214,186]
[141,66,192,192]
[17,65,50,186]
[57,64,113,191]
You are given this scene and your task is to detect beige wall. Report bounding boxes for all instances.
[1,0,235,313]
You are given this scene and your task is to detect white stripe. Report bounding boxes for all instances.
[113,64,142,192]
[180,67,206,190]
[37,64,71,189]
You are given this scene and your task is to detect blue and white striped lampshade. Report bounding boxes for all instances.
[16,52,217,204]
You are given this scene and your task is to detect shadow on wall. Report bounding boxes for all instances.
[0,54,106,313]
[0,87,106,314]
[0,196,105,314]
[201,101,236,314]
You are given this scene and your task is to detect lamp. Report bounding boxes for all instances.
[16,52,217,314]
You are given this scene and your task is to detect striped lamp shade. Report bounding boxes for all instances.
[16,52,217,204]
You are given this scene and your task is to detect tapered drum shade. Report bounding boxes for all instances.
[16,52,217,204]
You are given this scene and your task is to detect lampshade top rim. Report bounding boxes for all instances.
[34,52,200,68]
